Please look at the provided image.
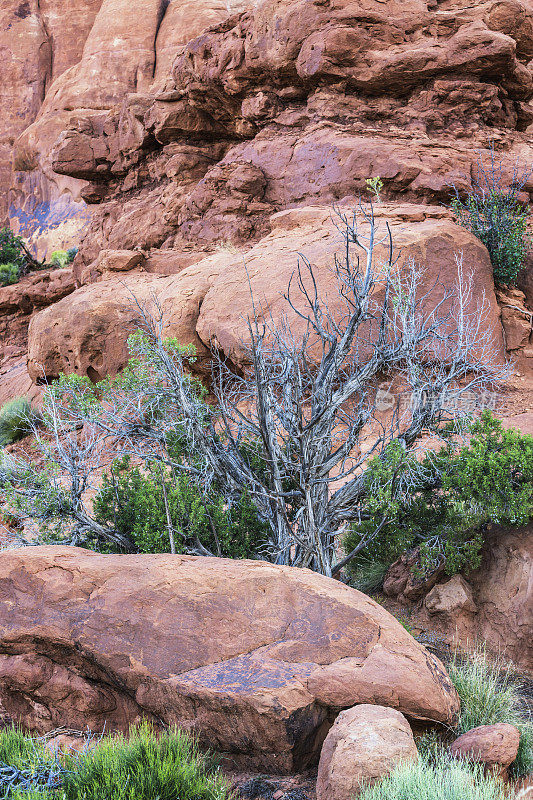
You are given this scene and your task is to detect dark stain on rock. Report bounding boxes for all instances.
[14,1,31,19]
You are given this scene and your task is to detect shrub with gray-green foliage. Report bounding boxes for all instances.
[450,147,531,285]
[358,750,507,800]
[449,647,533,777]
[0,398,36,446]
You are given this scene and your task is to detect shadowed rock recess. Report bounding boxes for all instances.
[0,547,459,771]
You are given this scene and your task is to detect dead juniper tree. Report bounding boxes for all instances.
[3,205,508,574]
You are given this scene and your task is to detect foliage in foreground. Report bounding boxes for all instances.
[449,647,533,777]
[0,398,38,447]
[344,411,533,583]
[450,147,531,285]
[93,456,269,557]
[61,724,229,800]
[358,750,507,800]
[0,726,64,797]
[0,724,230,800]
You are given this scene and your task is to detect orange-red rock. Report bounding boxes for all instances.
[26,206,505,382]
[0,546,459,771]
[316,705,418,800]
[450,723,520,772]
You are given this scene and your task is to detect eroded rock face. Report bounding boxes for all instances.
[1,0,103,230]
[7,0,533,263]
[0,546,459,771]
[316,705,418,800]
[469,525,533,670]
[411,525,533,672]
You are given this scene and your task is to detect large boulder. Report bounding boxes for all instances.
[316,705,418,800]
[0,546,459,771]
[26,252,235,381]
[27,205,505,382]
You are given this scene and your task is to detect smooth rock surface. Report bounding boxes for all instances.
[316,704,418,800]
[0,546,459,771]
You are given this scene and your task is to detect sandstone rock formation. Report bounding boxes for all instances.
[450,723,521,773]
[4,0,533,290]
[316,705,418,800]
[0,267,76,404]
[468,524,533,670]
[27,204,505,381]
[3,0,533,389]
[424,576,478,617]
[390,525,533,672]
[0,546,459,771]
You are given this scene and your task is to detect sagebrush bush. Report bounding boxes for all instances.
[0,397,36,446]
[450,148,531,285]
[449,647,533,777]
[344,411,533,582]
[93,456,270,558]
[358,750,507,800]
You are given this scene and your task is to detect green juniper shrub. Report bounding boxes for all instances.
[93,456,270,558]
[0,228,45,286]
[450,147,531,285]
[0,228,26,273]
[61,723,230,800]
[357,749,507,800]
[0,397,38,447]
[343,411,533,584]
[449,647,533,777]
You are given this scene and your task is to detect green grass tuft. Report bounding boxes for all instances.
[449,647,533,777]
[348,558,389,595]
[0,724,231,800]
[61,723,230,800]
